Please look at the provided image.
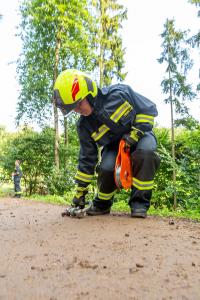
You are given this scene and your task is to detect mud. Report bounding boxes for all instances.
[0,198,200,300]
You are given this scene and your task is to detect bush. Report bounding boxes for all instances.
[45,168,76,196]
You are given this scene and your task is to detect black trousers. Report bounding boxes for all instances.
[93,132,160,210]
[14,178,22,197]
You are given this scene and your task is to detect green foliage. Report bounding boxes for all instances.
[152,126,200,210]
[45,167,75,196]
[0,122,81,196]
[175,127,200,208]
[1,127,55,195]
[0,183,13,197]
[152,128,173,207]
[25,194,69,205]
[1,124,200,216]
[158,19,196,119]
[17,0,96,125]
[149,205,200,221]
[158,19,198,207]
[0,127,13,181]
[187,0,200,48]
[174,116,200,129]
[92,0,127,86]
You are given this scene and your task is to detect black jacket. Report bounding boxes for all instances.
[75,84,158,186]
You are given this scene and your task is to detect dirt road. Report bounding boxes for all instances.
[0,198,200,300]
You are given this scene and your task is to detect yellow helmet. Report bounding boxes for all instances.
[54,69,98,115]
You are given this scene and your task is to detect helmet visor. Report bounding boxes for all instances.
[54,89,78,116]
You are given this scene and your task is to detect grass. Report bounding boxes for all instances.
[24,194,69,205]
[149,205,200,221]
[112,198,200,221]
[0,183,13,197]
[0,184,199,221]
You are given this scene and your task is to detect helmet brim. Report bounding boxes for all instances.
[54,89,81,116]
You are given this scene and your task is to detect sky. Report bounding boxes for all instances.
[0,0,199,131]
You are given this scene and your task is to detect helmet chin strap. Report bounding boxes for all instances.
[87,94,95,108]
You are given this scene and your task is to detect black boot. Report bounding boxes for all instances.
[129,189,151,219]
[86,204,111,216]
[86,197,112,216]
[14,194,21,198]
[131,206,147,218]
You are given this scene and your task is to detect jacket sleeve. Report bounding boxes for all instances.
[74,122,98,187]
[120,86,158,145]
[131,90,158,132]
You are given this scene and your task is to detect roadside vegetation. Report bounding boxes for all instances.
[0,1,199,221]
[0,124,199,221]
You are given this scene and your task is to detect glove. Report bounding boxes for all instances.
[72,186,88,208]
[123,126,144,147]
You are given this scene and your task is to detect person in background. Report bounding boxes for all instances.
[12,160,23,198]
[54,69,160,218]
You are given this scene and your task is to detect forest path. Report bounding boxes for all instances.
[0,198,200,300]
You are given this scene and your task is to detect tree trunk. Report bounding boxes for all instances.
[97,0,105,164]
[169,68,177,209]
[64,117,68,148]
[99,0,104,88]
[53,36,61,170]
[170,96,177,209]
[63,116,68,168]
[29,180,33,196]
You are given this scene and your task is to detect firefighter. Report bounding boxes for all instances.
[54,69,160,218]
[12,160,23,198]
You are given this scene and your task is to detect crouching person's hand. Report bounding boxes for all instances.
[123,127,144,148]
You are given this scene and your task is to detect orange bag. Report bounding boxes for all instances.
[114,139,132,190]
